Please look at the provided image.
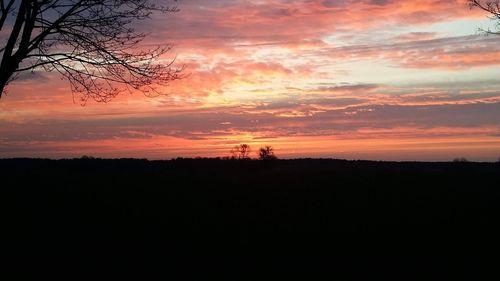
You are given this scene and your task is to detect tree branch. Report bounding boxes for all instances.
[0,0,182,101]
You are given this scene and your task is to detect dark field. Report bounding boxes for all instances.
[1,158,500,279]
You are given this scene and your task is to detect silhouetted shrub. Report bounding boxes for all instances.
[80,155,96,160]
[231,144,252,160]
[259,146,277,161]
[453,157,468,163]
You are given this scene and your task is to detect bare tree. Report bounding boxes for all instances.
[469,0,500,34]
[230,144,252,160]
[0,0,182,103]
[258,146,277,161]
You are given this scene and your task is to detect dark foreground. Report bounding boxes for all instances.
[1,158,500,279]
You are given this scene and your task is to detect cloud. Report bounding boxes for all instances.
[2,0,500,161]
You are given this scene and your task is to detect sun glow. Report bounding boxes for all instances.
[1,0,500,161]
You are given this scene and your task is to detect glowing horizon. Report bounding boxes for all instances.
[1,0,500,161]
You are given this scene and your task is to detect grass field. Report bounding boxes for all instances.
[1,158,499,279]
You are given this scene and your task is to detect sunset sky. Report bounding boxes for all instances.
[1,0,500,161]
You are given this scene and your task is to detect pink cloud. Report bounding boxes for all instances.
[2,0,500,161]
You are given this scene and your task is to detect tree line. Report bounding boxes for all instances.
[230,144,277,161]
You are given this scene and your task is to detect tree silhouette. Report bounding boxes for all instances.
[259,146,277,161]
[469,0,500,34]
[453,157,469,163]
[230,144,251,160]
[0,0,182,102]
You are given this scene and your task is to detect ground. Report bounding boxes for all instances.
[1,158,499,279]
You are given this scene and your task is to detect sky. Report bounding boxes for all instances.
[1,0,500,161]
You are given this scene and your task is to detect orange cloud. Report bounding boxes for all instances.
[2,0,500,161]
